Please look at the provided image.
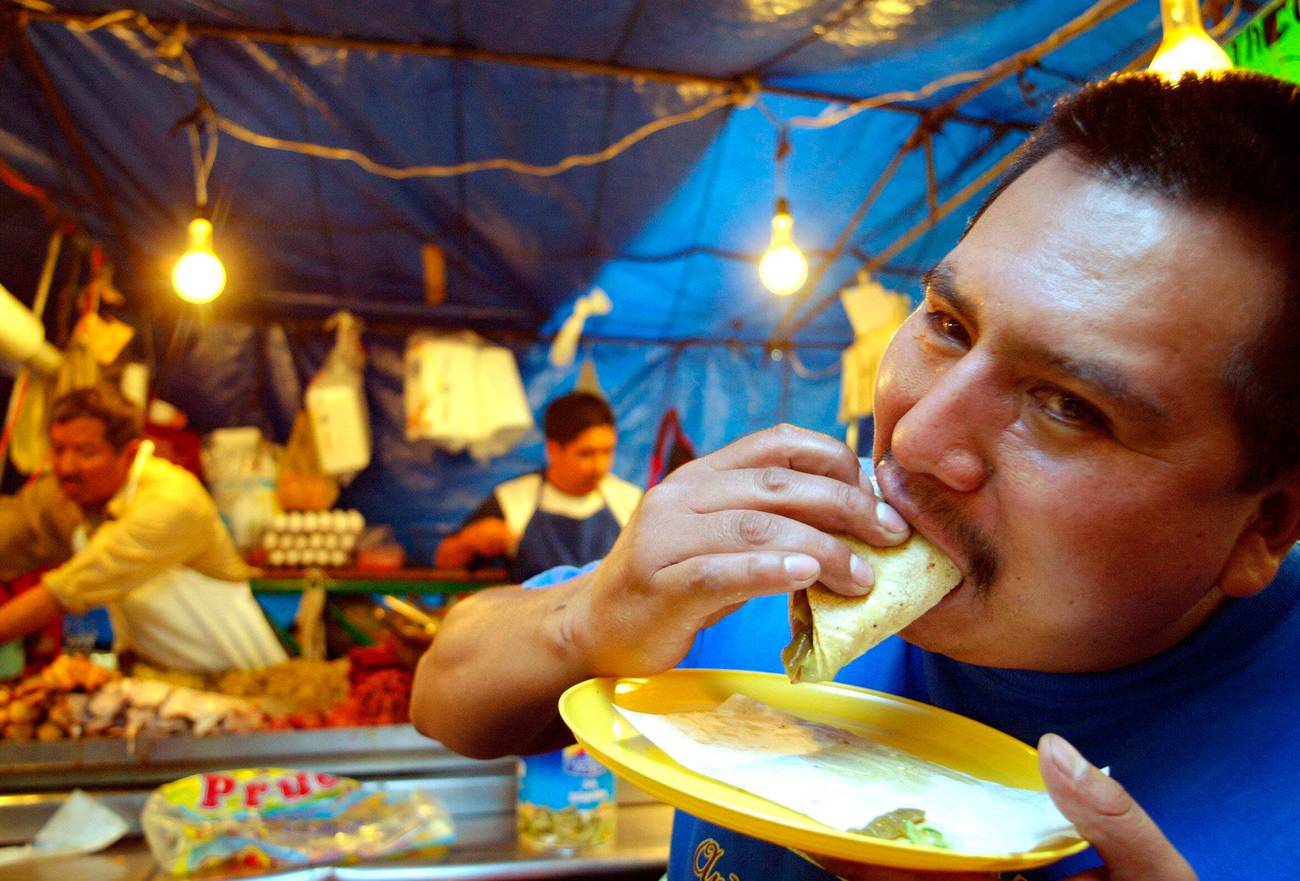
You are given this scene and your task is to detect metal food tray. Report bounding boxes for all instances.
[0,724,485,791]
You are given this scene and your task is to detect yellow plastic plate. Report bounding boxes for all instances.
[559,669,1089,872]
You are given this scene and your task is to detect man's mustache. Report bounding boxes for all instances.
[877,451,999,596]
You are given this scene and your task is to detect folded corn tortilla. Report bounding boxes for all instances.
[782,531,961,683]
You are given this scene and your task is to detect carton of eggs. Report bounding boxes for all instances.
[259,509,367,569]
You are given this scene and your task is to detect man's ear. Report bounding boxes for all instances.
[1218,477,1300,599]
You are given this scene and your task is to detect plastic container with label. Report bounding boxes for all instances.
[517,745,616,851]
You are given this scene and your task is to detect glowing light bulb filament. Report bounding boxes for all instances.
[1148,0,1232,80]
[759,198,809,297]
[172,216,227,304]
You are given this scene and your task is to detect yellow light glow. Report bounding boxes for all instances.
[1148,0,1232,80]
[759,201,809,296]
[172,217,227,304]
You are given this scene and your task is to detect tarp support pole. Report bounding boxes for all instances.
[20,9,1029,133]
[772,145,1022,344]
[15,20,132,261]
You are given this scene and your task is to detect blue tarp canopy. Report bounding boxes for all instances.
[0,0,1249,557]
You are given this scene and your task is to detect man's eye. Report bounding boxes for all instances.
[1031,387,1105,431]
[924,309,970,346]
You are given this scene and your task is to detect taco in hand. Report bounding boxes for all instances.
[782,531,961,683]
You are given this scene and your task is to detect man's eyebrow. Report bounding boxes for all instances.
[922,263,1171,425]
[1042,353,1171,424]
[921,263,974,318]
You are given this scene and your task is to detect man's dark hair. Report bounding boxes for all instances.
[50,384,144,450]
[544,392,615,445]
[969,72,1300,491]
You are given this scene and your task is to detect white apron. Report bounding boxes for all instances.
[71,446,287,674]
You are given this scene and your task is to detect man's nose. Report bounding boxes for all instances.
[889,357,999,493]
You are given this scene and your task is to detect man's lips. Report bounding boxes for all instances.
[874,463,972,583]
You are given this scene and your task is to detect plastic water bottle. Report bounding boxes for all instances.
[517,745,616,850]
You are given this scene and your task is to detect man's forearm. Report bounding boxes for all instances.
[410,573,595,759]
[0,584,65,644]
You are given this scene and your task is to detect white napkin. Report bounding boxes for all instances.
[0,790,129,867]
[618,694,1079,854]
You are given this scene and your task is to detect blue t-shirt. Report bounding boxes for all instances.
[529,549,1300,881]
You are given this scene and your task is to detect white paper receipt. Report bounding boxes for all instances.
[616,694,1079,854]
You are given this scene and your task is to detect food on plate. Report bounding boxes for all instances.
[213,658,350,712]
[0,654,118,740]
[853,808,948,848]
[616,693,1077,855]
[782,532,960,683]
[3,645,413,738]
[84,677,265,739]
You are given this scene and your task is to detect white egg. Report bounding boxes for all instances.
[263,532,280,550]
[323,532,340,550]
[286,511,304,532]
[284,549,302,567]
[303,511,320,532]
[268,549,286,567]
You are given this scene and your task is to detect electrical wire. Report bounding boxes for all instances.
[20,0,1153,187]
[786,346,841,380]
[759,65,992,131]
[21,1,748,180]
[1208,0,1242,37]
[759,0,1137,132]
[211,89,744,179]
[184,108,217,208]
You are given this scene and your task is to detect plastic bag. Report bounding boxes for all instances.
[277,411,339,512]
[304,311,371,483]
[141,768,455,876]
[7,374,51,475]
[404,331,533,461]
[201,427,279,549]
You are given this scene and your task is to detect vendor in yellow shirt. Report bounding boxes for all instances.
[0,384,286,673]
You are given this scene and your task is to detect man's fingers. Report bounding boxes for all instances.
[701,509,875,597]
[676,466,910,546]
[1038,734,1197,881]
[651,551,825,613]
[693,424,863,486]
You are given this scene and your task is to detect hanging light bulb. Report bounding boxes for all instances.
[172,215,226,303]
[759,197,809,297]
[1148,0,1232,81]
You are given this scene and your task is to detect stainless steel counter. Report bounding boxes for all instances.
[0,802,673,881]
[0,726,672,881]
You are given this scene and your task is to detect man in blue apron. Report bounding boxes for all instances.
[436,392,641,583]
